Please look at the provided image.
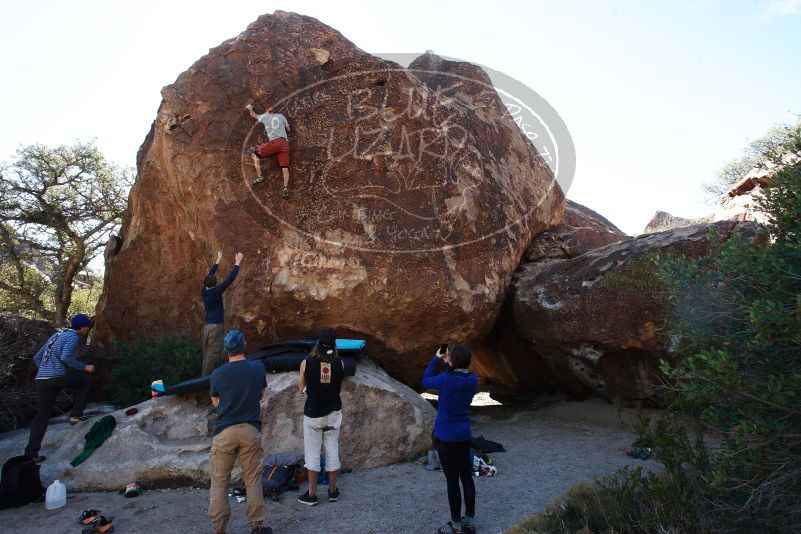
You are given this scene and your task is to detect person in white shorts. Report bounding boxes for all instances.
[297,328,344,505]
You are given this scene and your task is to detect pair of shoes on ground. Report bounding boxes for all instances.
[70,415,89,425]
[437,521,462,534]
[436,519,477,534]
[78,510,114,533]
[297,487,339,506]
[215,528,272,534]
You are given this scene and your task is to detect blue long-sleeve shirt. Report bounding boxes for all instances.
[34,329,87,379]
[422,355,478,442]
[202,264,239,325]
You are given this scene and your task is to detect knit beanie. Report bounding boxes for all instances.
[223,330,246,354]
[71,314,92,329]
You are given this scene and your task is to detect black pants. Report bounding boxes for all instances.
[25,373,93,457]
[436,439,476,521]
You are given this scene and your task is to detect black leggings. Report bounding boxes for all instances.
[436,439,475,521]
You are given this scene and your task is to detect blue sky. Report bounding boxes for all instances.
[1,0,799,235]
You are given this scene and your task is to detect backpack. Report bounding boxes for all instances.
[261,464,298,501]
[0,455,46,509]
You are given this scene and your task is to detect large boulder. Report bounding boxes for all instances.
[0,361,435,491]
[525,200,627,261]
[509,221,757,402]
[712,152,800,224]
[475,201,625,392]
[94,11,563,386]
[644,152,801,234]
[643,211,709,234]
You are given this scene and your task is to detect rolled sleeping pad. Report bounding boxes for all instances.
[257,338,366,353]
[161,375,210,396]
[160,356,357,396]
[261,352,307,373]
[333,339,366,351]
[262,353,357,375]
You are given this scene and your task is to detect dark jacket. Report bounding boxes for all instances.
[422,355,477,442]
[201,264,239,325]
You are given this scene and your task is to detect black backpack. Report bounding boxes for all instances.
[0,455,45,509]
[261,464,298,501]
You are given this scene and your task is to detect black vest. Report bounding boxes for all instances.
[303,356,344,418]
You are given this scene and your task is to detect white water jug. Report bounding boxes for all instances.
[45,479,66,509]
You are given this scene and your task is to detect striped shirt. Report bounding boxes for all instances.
[34,329,87,379]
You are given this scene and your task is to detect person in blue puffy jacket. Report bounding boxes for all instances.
[422,344,478,534]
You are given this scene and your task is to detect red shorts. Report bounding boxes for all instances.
[252,137,290,168]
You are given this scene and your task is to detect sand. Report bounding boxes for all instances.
[0,398,657,534]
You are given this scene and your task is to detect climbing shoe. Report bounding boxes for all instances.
[297,490,318,506]
[82,515,114,533]
[78,509,102,525]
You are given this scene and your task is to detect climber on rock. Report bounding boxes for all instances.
[247,103,291,198]
[202,250,243,375]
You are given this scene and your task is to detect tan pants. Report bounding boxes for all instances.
[208,423,266,533]
[202,323,226,375]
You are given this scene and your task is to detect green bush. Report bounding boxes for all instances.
[507,467,701,534]
[653,162,801,531]
[110,335,202,408]
[509,135,801,533]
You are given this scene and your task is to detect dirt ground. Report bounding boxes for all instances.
[0,398,657,534]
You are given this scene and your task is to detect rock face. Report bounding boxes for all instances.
[643,211,709,234]
[509,221,757,402]
[525,200,627,261]
[712,152,799,224]
[644,152,801,234]
[475,201,625,392]
[95,11,563,385]
[0,361,434,491]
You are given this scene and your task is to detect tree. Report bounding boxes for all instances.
[510,125,801,533]
[0,142,131,323]
[653,160,801,531]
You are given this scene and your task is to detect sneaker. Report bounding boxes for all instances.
[463,524,476,534]
[327,487,340,502]
[252,175,264,185]
[281,187,289,198]
[437,522,463,534]
[297,491,318,506]
[250,527,273,534]
[69,415,89,425]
